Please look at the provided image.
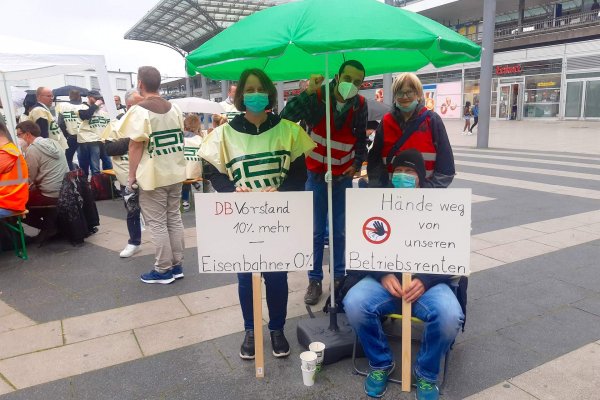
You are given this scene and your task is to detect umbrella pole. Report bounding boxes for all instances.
[296,55,355,365]
[324,54,338,332]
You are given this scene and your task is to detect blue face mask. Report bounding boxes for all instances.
[396,100,418,113]
[244,92,269,113]
[391,172,417,188]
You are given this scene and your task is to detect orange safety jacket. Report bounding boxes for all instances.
[0,142,29,211]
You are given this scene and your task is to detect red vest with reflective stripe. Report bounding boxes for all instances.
[381,107,437,177]
[305,89,364,175]
[0,142,29,211]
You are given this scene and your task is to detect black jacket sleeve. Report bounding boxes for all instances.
[78,104,98,121]
[423,113,455,188]
[104,138,130,157]
[204,163,236,192]
[57,114,69,138]
[367,122,388,188]
[35,117,49,139]
[278,155,307,192]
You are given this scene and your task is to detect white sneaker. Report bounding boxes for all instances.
[120,244,140,258]
[182,201,190,212]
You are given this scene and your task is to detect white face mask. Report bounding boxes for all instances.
[17,138,28,151]
[337,81,359,100]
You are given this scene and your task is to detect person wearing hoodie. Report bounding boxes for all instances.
[120,66,186,285]
[16,120,68,230]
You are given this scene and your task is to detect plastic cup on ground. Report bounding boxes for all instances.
[299,351,318,370]
[309,342,325,369]
[301,365,316,386]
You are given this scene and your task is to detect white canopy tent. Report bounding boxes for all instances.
[0,49,117,141]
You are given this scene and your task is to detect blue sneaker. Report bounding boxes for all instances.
[140,269,174,284]
[171,265,184,279]
[415,376,439,400]
[364,364,395,398]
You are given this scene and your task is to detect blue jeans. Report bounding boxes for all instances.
[121,186,141,246]
[0,208,16,217]
[100,144,113,170]
[238,272,288,331]
[344,276,464,383]
[305,171,353,281]
[77,142,101,175]
[181,184,191,202]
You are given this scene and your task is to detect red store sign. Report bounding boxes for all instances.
[495,64,522,75]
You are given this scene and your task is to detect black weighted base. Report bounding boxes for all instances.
[296,313,362,365]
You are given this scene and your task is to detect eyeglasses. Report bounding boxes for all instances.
[396,90,416,99]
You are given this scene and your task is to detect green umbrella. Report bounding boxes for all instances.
[186,0,480,80]
[186,0,480,338]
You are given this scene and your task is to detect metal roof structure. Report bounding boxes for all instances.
[124,0,290,56]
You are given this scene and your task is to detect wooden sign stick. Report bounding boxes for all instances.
[401,273,412,392]
[252,272,265,378]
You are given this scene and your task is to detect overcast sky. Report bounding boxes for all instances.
[0,0,186,77]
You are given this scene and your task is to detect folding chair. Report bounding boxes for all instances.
[0,210,29,260]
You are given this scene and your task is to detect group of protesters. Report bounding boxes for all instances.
[199,61,461,400]
[0,61,462,399]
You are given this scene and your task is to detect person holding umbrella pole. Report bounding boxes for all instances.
[281,60,368,306]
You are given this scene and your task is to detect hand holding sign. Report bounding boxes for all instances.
[402,278,425,303]
[381,273,403,298]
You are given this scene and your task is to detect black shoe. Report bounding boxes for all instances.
[304,280,322,305]
[270,330,290,358]
[239,330,255,360]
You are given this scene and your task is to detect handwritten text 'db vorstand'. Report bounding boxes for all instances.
[195,192,313,273]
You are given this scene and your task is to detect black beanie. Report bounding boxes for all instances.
[391,149,426,187]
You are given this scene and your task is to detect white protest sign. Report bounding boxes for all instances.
[346,188,471,276]
[195,191,313,273]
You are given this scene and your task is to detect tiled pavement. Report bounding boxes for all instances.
[0,119,599,399]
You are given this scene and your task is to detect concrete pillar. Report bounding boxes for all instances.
[186,76,192,97]
[383,73,393,104]
[277,82,285,114]
[477,0,496,149]
[221,80,228,102]
[518,0,525,33]
[201,74,209,129]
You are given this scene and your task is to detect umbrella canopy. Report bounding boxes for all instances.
[186,0,481,81]
[169,97,225,114]
[53,85,89,97]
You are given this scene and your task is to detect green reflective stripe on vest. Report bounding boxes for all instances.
[225,150,291,169]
